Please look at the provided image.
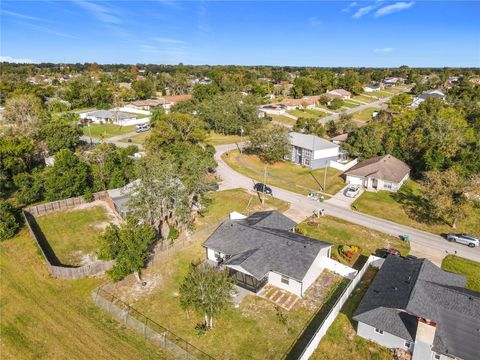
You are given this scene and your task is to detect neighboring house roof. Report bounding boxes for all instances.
[353,256,480,360]
[107,180,140,215]
[163,94,192,103]
[203,211,332,281]
[86,110,135,120]
[419,89,445,100]
[345,154,410,183]
[330,133,348,142]
[277,96,320,107]
[289,132,339,152]
[328,89,351,97]
[129,98,166,107]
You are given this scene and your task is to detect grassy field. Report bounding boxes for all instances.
[441,255,480,291]
[104,190,344,360]
[288,109,325,119]
[81,124,136,139]
[205,132,244,146]
[351,107,380,123]
[352,180,480,236]
[222,149,345,197]
[0,229,171,360]
[122,131,151,145]
[35,206,110,265]
[312,268,391,360]
[297,216,410,260]
[352,95,376,103]
[270,114,296,126]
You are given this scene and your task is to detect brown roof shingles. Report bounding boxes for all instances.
[346,154,410,183]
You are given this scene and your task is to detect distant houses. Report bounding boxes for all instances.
[345,154,410,192]
[363,84,382,93]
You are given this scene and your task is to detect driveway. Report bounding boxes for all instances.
[327,185,364,208]
[215,143,480,265]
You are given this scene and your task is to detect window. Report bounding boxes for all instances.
[214,251,221,260]
[374,328,384,335]
[433,354,441,360]
[281,275,290,285]
[404,341,411,348]
[383,182,392,189]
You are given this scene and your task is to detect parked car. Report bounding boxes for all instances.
[446,233,480,248]
[254,183,272,195]
[135,123,150,133]
[345,184,360,198]
[206,183,220,191]
[375,248,401,258]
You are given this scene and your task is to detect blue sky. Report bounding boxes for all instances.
[1,1,479,67]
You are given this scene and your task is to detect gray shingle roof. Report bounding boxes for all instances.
[203,211,331,281]
[353,256,480,360]
[289,132,339,152]
[346,154,410,183]
[87,110,136,120]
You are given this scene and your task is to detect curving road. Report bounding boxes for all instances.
[215,144,480,265]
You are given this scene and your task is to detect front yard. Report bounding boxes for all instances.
[102,189,347,359]
[311,267,391,360]
[34,204,116,266]
[288,109,325,119]
[81,124,136,139]
[222,149,345,197]
[352,180,480,236]
[206,132,245,146]
[441,255,480,291]
[351,107,380,124]
[270,114,296,126]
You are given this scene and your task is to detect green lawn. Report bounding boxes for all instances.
[205,132,245,146]
[341,101,360,109]
[270,114,296,126]
[351,107,380,123]
[312,268,391,360]
[369,90,392,98]
[352,95,376,103]
[103,189,342,360]
[0,229,170,359]
[288,109,325,119]
[441,255,480,291]
[297,215,410,260]
[35,206,110,266]
[121,131,151,145]
[222,149,345,197]
[81,124,136,139]
[352,180,480,236]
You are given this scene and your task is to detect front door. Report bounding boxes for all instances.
[372,178,378,189]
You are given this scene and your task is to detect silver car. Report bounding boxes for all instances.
[345,185,360,198]
[446,233,480,248]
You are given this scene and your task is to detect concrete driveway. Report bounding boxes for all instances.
[215,143,480,265]
[327,185,364,208]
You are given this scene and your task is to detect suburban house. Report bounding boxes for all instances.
[345,154,410,192]
[353,256,480,360]
[286,132,347,169]
[330,133,348,145]
[326,89,351,100]
[412,89,446,107]
[81,110,138,126]
[278,96,320,110]
[259,104,287,115]
[363,84,382,92]
[382,77,406,87]
[161,94,193,113]
[125,98,166,111]
[203,211,333,297]
[105,182,137,218]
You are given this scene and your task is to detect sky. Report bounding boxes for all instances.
[1,1,479,67]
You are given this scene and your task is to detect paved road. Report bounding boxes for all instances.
[318,97,391,124]
[215,144,480,264]
[80,130,145,150]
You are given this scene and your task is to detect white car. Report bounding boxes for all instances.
[135,123,150,133]
[446,233,480,248]
[345,185,360,198]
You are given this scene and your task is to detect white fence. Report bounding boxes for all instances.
[115,106,151,115]
[329,158,358,171]
[321,257,358,279]
[298,255,383,360]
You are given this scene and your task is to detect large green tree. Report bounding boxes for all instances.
[248,124,290,163]
[40,119,82,154]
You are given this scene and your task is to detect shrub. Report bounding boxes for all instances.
[0,201,20,240]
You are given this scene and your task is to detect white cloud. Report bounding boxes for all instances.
[352,5,374,18]
[374,47,395,53]
[309,17,323,26]
[16,21,79,39]
[341,2,358,13]
[152,37,186,44]
[375,2,414,17]
[0,56,37,64]
[73,0,121,24]
[1,10,45,22]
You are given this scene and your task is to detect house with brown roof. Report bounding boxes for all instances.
[326,89,351,100]
[126,98,166,111]
[345,154,410,192]
[277,96,320,110]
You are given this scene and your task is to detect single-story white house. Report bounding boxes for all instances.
[363,84,382,92]
[345,154,410,192]
[287,132,346,169]
[81,110,138,126]
[203,211,333,297]
[411,89,446,107]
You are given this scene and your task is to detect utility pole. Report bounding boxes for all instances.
[323,163,328,192]
[239,127,244,154]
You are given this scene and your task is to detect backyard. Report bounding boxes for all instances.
[352,180,480,236]
[311,267,391,360]
[441,255,480,291]
[99,189,350,359]
[222,149,345,197]
[0,228,170,359]
[81,124,136,139]
[34,204,116,266]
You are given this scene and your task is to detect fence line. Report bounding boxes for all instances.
[22,192,114,280]
[92,286,215,360]
[285,255,384,360]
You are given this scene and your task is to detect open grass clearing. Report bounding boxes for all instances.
[351,107,380,123]
[352,95,376,103]
[35,204,114,266]
[288,109,325,119]
[270,114,296,126]
[102,189,344,360]
[352,180,480,236]
[81,124,136,139]
[441,255,480,291]
[369,90,392,98]
[0,229,171,359]
[311,267,391,360]
[222,149,345,197]
[297,216,410,261]
[121,130,151,145]
[205,132,244,146]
